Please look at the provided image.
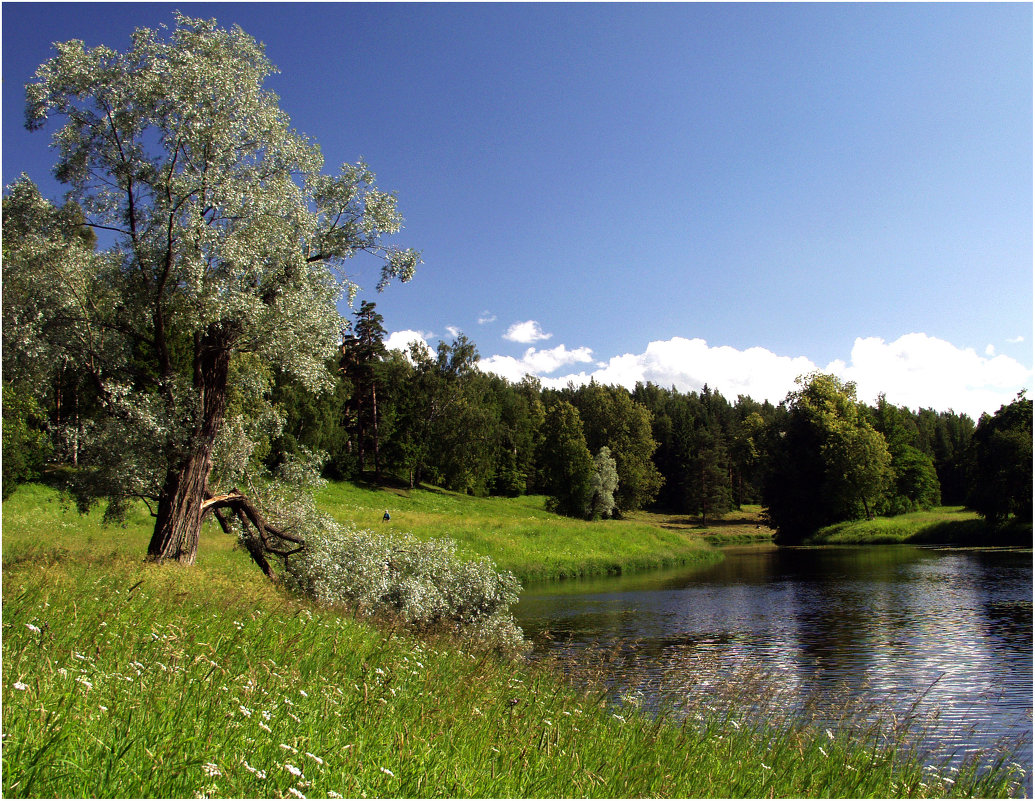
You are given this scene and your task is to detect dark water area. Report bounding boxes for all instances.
[515,545,1033,794]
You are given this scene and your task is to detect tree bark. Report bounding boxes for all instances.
[147,331,232,565]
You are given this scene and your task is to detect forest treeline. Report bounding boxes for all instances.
[7,299,1030,544]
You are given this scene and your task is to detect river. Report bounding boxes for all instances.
[514,544,1032,792]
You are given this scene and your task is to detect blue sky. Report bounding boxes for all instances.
[3,2,1031,418]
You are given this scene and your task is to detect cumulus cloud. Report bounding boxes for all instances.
[384,329,432,358]
[503,320,553,344]
[832,333,1031,418]
[537,337,816,405]
[480,344,596,383]
[524,333,1029,419]
[478,311,497,325]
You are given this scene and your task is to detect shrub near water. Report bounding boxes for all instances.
[286,526,526,653]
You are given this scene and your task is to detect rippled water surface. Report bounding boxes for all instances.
[515,545,1032,790]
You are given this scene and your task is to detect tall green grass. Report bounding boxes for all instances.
[314,481,721,581]
[807,506,1028,545]
[3,484,1026,798]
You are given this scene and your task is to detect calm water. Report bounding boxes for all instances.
[515,545,1033,790]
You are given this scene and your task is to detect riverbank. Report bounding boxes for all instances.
[2,483,1024,798]
[313,480,723,582]
[807,506,1032,546]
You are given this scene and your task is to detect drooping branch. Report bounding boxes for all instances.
[201,489,306,579]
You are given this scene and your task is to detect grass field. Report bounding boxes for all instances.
[2,483,1026,798]
[313,481,725,581]
[808,506,1031,545]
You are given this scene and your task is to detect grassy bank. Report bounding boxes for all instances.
[3,484,1026,798]
[807,506,1032,546]
[313,481,722,581]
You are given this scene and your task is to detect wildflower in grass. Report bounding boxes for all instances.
[239,705,252,717]
[380,767,395,778]
[77,677,93,690]
[13,681,28,691]
[280,744,298,754]
[288,711,301,723]
[202,762,221,777]
[287,788,305,799]
[99,705,108,712]
[58,668,68,677]
[25,623,41,633]
[305,752,324,765]
[258,721,272,733]
[284,763,303,778]
[299,689,308,697]
[328,792,343,798]
[819,746,828,758]
[612,713,626,723]
[826,728,834,740]
[761,763,772,771]
[243,761,267,779]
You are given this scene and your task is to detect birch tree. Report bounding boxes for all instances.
[8,14,419,571]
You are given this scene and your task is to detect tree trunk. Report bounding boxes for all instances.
[147,333,232,565]
[371,381,380,481]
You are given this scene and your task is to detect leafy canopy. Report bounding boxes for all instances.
[9,13,420,521]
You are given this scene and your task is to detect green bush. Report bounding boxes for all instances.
[2,383,52,498]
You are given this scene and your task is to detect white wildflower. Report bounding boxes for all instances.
[280,743,298,754]
[13,681,28,691]
[380,767,395,778]
[258,721,272,733]
[284,763,303,778]
[761,762,772,771]
[299,689,308,697]
[239,705,252,717]
[202,762,221,777]
[25,623,41,634]
[99,705,108,712]
[77,677,93,690]
[305,752,324,765]
[287,788,305,799]
[328,792,343,798]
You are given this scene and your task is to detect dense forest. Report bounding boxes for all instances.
[6,296,1030,544]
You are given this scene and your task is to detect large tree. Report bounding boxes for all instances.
[763,373,892,544]
[966,394,1033,528]
[8,15,419,570]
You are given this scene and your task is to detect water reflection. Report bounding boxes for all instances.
[515,545,1033,790]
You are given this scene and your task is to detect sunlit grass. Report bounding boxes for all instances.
[3,483,1026,798]
[314,481,722,581]
[808,507,1005,545]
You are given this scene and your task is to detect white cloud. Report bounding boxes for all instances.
[445,325,461,339]
[833,333,1031,418]
[503,320,552,344]
[384,329,432,358]
[537,337,816,405]
[480,344,596,383]
[477,311,497,325]
[1007,335,1025,344]
[521,333,1029,419]
[985,344,996,357]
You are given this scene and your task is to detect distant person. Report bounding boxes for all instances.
[382,510,391,523]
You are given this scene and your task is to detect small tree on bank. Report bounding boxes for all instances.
[6,14,419,572]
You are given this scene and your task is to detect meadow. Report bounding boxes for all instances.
[313,481,726,581]
[2,482,1026,798]
[807,506,1030,545]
